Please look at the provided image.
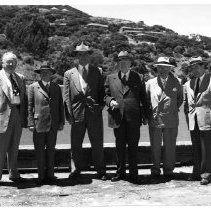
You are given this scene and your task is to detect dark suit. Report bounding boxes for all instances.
[0,70,27,180]
[105,70,150,178]
[184,73,211,180]
[28,81,64,180]
[63,65,106,174]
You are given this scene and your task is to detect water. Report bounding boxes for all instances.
[20,105,190,145]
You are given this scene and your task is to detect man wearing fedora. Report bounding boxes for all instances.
[184,56,211,185]
[28,65,64,184]
[63,42,107,180]
[104,51,150,183]
[146,56,183,181]
[0,52,28,183]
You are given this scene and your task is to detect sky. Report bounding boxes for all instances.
[71,2,211,37]
[3,0,211,37]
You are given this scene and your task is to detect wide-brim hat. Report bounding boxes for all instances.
[188,56,207,67]
[74,42,92,53]
[117,51,132,61]
[154,56,176,67]
[34,65,56,74]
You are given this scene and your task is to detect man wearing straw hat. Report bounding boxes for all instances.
[146,56,183,182]
[0,52,28,183]
[28,64,64,185]
[184,56,211,185]
[63,42,107,181]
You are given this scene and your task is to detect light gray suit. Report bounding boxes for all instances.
[146,73,183,175]
[184,73,211,179]
[0,69,27,180]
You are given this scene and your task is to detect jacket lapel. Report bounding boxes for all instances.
[196,73,211,100]
[38,80,49,99]
[113,72,124,95]
[71,67,83,93]
[13,73,24,101]
[0,70,13,101]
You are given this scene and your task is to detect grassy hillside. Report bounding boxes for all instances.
[0,5,211,83]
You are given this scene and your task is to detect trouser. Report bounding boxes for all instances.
[113,119,140,178]
[149,126,178,175]
[0,106,22,179]
[71,112,105,174]
[33,129,57,180]
[190,116,211,180]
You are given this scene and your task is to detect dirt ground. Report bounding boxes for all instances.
[0,166,211,206]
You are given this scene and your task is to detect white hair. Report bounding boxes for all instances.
[2,52,17,63]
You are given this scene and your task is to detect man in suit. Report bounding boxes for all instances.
[0,52,27,183]
[104,51,150,183]
[28,65,64,185]
[146,56,183,181]
[63,42,107,180]
[184,56,211,185]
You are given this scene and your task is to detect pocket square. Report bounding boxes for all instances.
[172,88,177,91]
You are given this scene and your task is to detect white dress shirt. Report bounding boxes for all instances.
[78,64,89,93]
[3,69,20,104]
[121,69,130,81]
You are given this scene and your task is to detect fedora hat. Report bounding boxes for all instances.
[154,56,176,67]
[74,42,92,52]
[34,65,56,74]
[188,56,207,67]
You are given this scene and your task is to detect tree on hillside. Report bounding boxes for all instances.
[5,7,50,57]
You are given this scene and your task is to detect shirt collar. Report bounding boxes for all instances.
[200,73,205,81]
[78,64,89,72]
[42,80,50,86]
[121,69,130,80]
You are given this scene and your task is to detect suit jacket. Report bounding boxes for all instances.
[0,69,27,133]
[104,70,150,128]
[28,81,65,133]
[184,73,211,131]
[63,65,105,124]
[146,73,183,128]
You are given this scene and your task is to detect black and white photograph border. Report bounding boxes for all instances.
[0,0,211,207]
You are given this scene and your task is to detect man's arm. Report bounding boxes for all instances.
[63,71,74,124]
[27,84,35,130]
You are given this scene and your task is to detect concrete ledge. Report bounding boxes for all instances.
[3,141,193,170]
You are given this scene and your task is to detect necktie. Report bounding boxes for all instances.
[194,78,200,97]
[10,74,20,96]
[82,67,88,82]
[46,83,50,93]
[122,74,127,86]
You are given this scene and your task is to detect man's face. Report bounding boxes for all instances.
[2,58,17,73]
[40,69,53,82]
[118,57,131,71]
[77,52,90,66]
[189,63,205,78]
[157,65,171,76]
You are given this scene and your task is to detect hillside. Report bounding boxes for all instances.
[0,5,211,83]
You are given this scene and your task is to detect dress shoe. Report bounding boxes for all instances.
[111,174,126,182]
[200,178,209,185]
[163,174,174,182]
[68,170,81,179]
[128,176,139,184]
[9,176,25,183]
[37,178,46,186]
[187,175,201,181]
[97,173,108,181]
